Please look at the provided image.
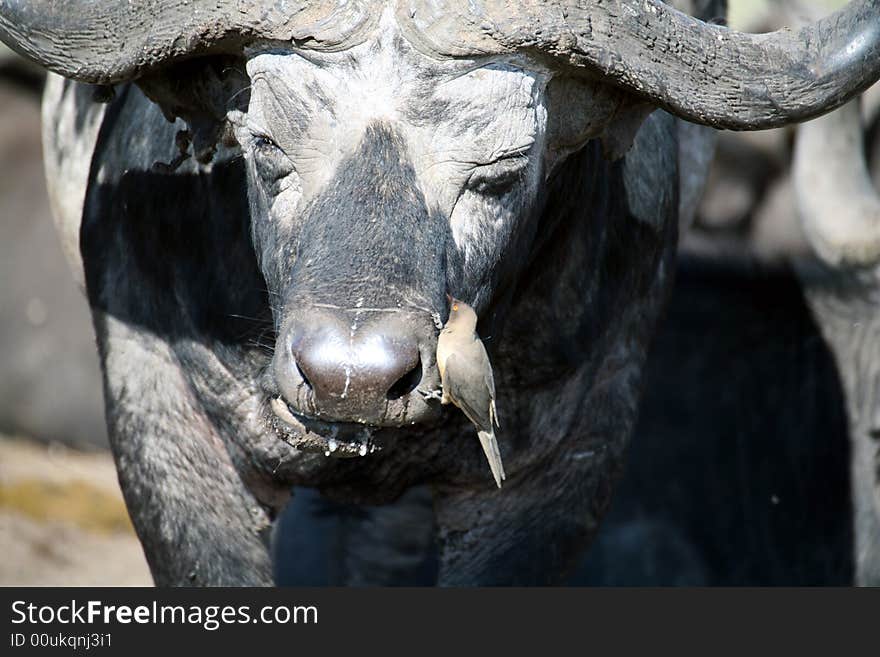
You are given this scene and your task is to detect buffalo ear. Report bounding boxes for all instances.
[543,0,726,168]
[599,102,658,162]
[544,74,654,168]
[136,56,250,164]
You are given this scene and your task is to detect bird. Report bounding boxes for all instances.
[433,297,505,488]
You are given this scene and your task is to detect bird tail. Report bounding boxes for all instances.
[478,429,506,489]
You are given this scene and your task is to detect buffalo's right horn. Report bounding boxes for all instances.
[0,0,373,84]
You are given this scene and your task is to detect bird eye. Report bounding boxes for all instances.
[452,304,459,311]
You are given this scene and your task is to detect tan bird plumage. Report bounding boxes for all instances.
[436,298,505,488]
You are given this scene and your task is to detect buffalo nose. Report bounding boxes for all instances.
[277,308,426,421]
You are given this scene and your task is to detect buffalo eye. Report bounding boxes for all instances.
[466,155,528,196]
[254,134,280,152]
[251,134,294,187]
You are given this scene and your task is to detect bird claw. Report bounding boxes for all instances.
[418,387,444,401]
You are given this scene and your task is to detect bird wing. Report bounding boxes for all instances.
[443,352,494,433]
[460,336,495,398]
[481,344,496,400]
[477,339,501,428]
[471,338,499,428]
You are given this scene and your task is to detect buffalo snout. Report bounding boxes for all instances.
[274,304,441,426]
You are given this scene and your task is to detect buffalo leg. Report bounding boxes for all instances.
[804,279,880,586]
[93,311,275,586]
[273,486,437,585]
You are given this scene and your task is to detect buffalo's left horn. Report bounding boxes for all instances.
[795,97,880,269]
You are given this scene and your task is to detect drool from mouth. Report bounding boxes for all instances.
[268,396,383,458]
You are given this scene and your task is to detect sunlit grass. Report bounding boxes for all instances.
[0,479,135,535]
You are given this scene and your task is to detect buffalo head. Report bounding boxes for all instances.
[229,22,640,429]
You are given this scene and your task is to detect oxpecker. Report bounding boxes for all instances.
[435,298,505,488]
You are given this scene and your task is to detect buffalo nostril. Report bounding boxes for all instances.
[296,361,313,390]
[386,357,423,400]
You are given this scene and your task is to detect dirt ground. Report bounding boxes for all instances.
[0,437,152,585]
[0,77,107,449]
[0,70,140,585]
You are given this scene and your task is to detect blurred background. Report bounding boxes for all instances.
[1,0,875,586]
[0,39,151,585]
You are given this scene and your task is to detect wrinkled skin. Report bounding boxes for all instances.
[44,16,682,585]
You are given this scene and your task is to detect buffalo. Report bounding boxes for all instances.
[793,96,880,586]
[1,0,879,585]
